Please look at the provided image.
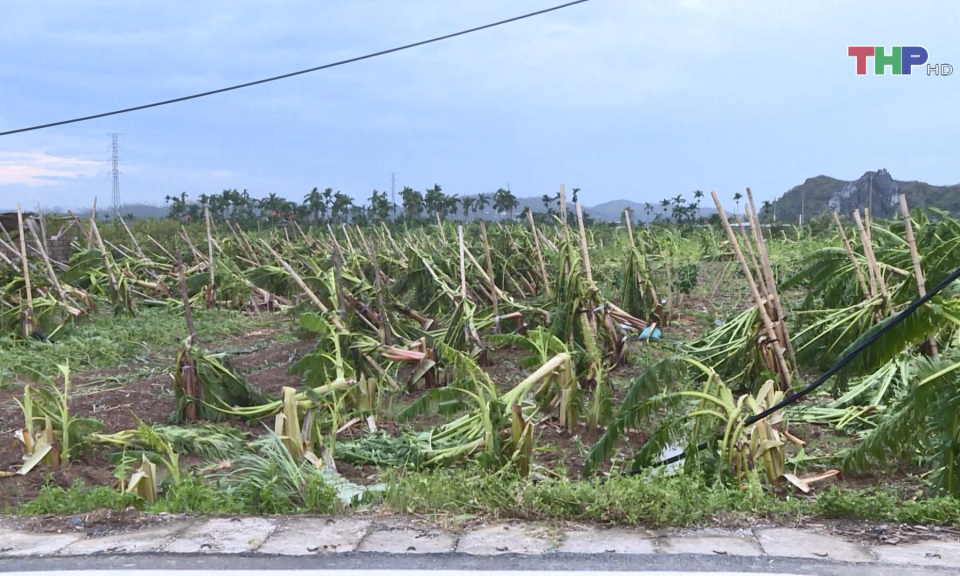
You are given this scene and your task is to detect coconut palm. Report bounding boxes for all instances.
[461,196,474,222]
[401,187,424,219]
[475,193,490,220]
[303,188,324,224]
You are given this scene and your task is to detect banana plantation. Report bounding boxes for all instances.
[2,187,960,519]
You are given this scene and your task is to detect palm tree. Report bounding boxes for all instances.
[475,193,490,220]
[401,187,424,219]
[444,194,459,219]
[461,196,474,222]
[321,187,334,222]
[304,187,324,224]
[733,192,743,217]
[331,192,353,223]
[368,189,390,222]
[693,190,704,221]
[425,184,445,218]
[643,202,654,221]
[493,188,509,218]
[660,198,670,219]
[505,190,519,219]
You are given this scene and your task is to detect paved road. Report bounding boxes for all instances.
[1,555,957,575]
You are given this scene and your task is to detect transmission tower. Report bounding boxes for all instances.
[109,133,122,214]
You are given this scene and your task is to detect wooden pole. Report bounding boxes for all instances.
[366,238,392,345]
[116,212,144,259]
[66,210,90,245]
[89,214,118,290]
[559,184,568,227]
[852,209,888,308]
[831,211,871,298]
[204,206,216,308]
[436,212,446,243]
[899,193,937,357]
[35,203,50,257]
[88,197,97,250]
[575,201,593,283]
[458,225,467,300]
[711,192,791,388]
[480,222,499,328]
[27,219,69,305]
[734,213,770,298]
[745,190,797,370]
[624,208,635,246]
[526,210,550,295]
[331,240,347,323]
[16,204,34,338]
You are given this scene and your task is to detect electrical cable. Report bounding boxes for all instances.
[0,0,590,137]
[625,264,960,475]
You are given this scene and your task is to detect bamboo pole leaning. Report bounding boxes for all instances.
[831,211,872,299]
[711,192,791,389]
[852,209,889,311]
[745,189,797,371]
[16,204,34,338]
[899,193,938,358]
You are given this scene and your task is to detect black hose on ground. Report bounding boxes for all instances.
[624,264,960,476]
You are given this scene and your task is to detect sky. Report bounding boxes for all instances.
[1,0,958,212]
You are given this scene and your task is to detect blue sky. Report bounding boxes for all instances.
[1,0,957,211]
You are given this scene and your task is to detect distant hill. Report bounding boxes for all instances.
[770,170,960,222]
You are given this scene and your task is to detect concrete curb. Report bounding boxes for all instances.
[1,516,958,570]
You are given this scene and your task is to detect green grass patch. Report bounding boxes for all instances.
[0,308,274,383]
[10,469,960,527]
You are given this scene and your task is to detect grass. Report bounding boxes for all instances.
[0,308,276,385]
[11,468,960,527]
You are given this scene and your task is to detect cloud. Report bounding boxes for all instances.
[0,151,106,187]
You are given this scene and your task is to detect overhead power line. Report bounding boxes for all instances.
[0,0,590,137]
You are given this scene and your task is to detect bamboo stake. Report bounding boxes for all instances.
[575,201,593,283]
[458,226,467,299]
[26,219,69,305]
[147,235,175,261]
[899,193,938,357]
[852,209,889,308]
[437,212,446,243]
[340,223,356,253]
[116,212,144,259]
[332,241,347,321]
[863,206,873,245]
[480,222,499,327]
[66,210,90,245]
[35,203,50,257]
[89,215,118,290]
[204,206,216,308]
[831,211,871,298]
[366,238,392,345]
[464,246,505,299]
[711,192,791,388]
[559,184,568,227]
[16,204,34,338]
[88,198,97,250]
[261,239,398,388]
[526,210,550,294]
[624,208,635,246]
[745,190,797,370]
[734,213,770,298]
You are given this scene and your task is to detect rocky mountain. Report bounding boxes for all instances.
[770,170,960,222]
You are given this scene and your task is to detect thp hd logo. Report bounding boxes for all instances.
[848,46,953,76]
